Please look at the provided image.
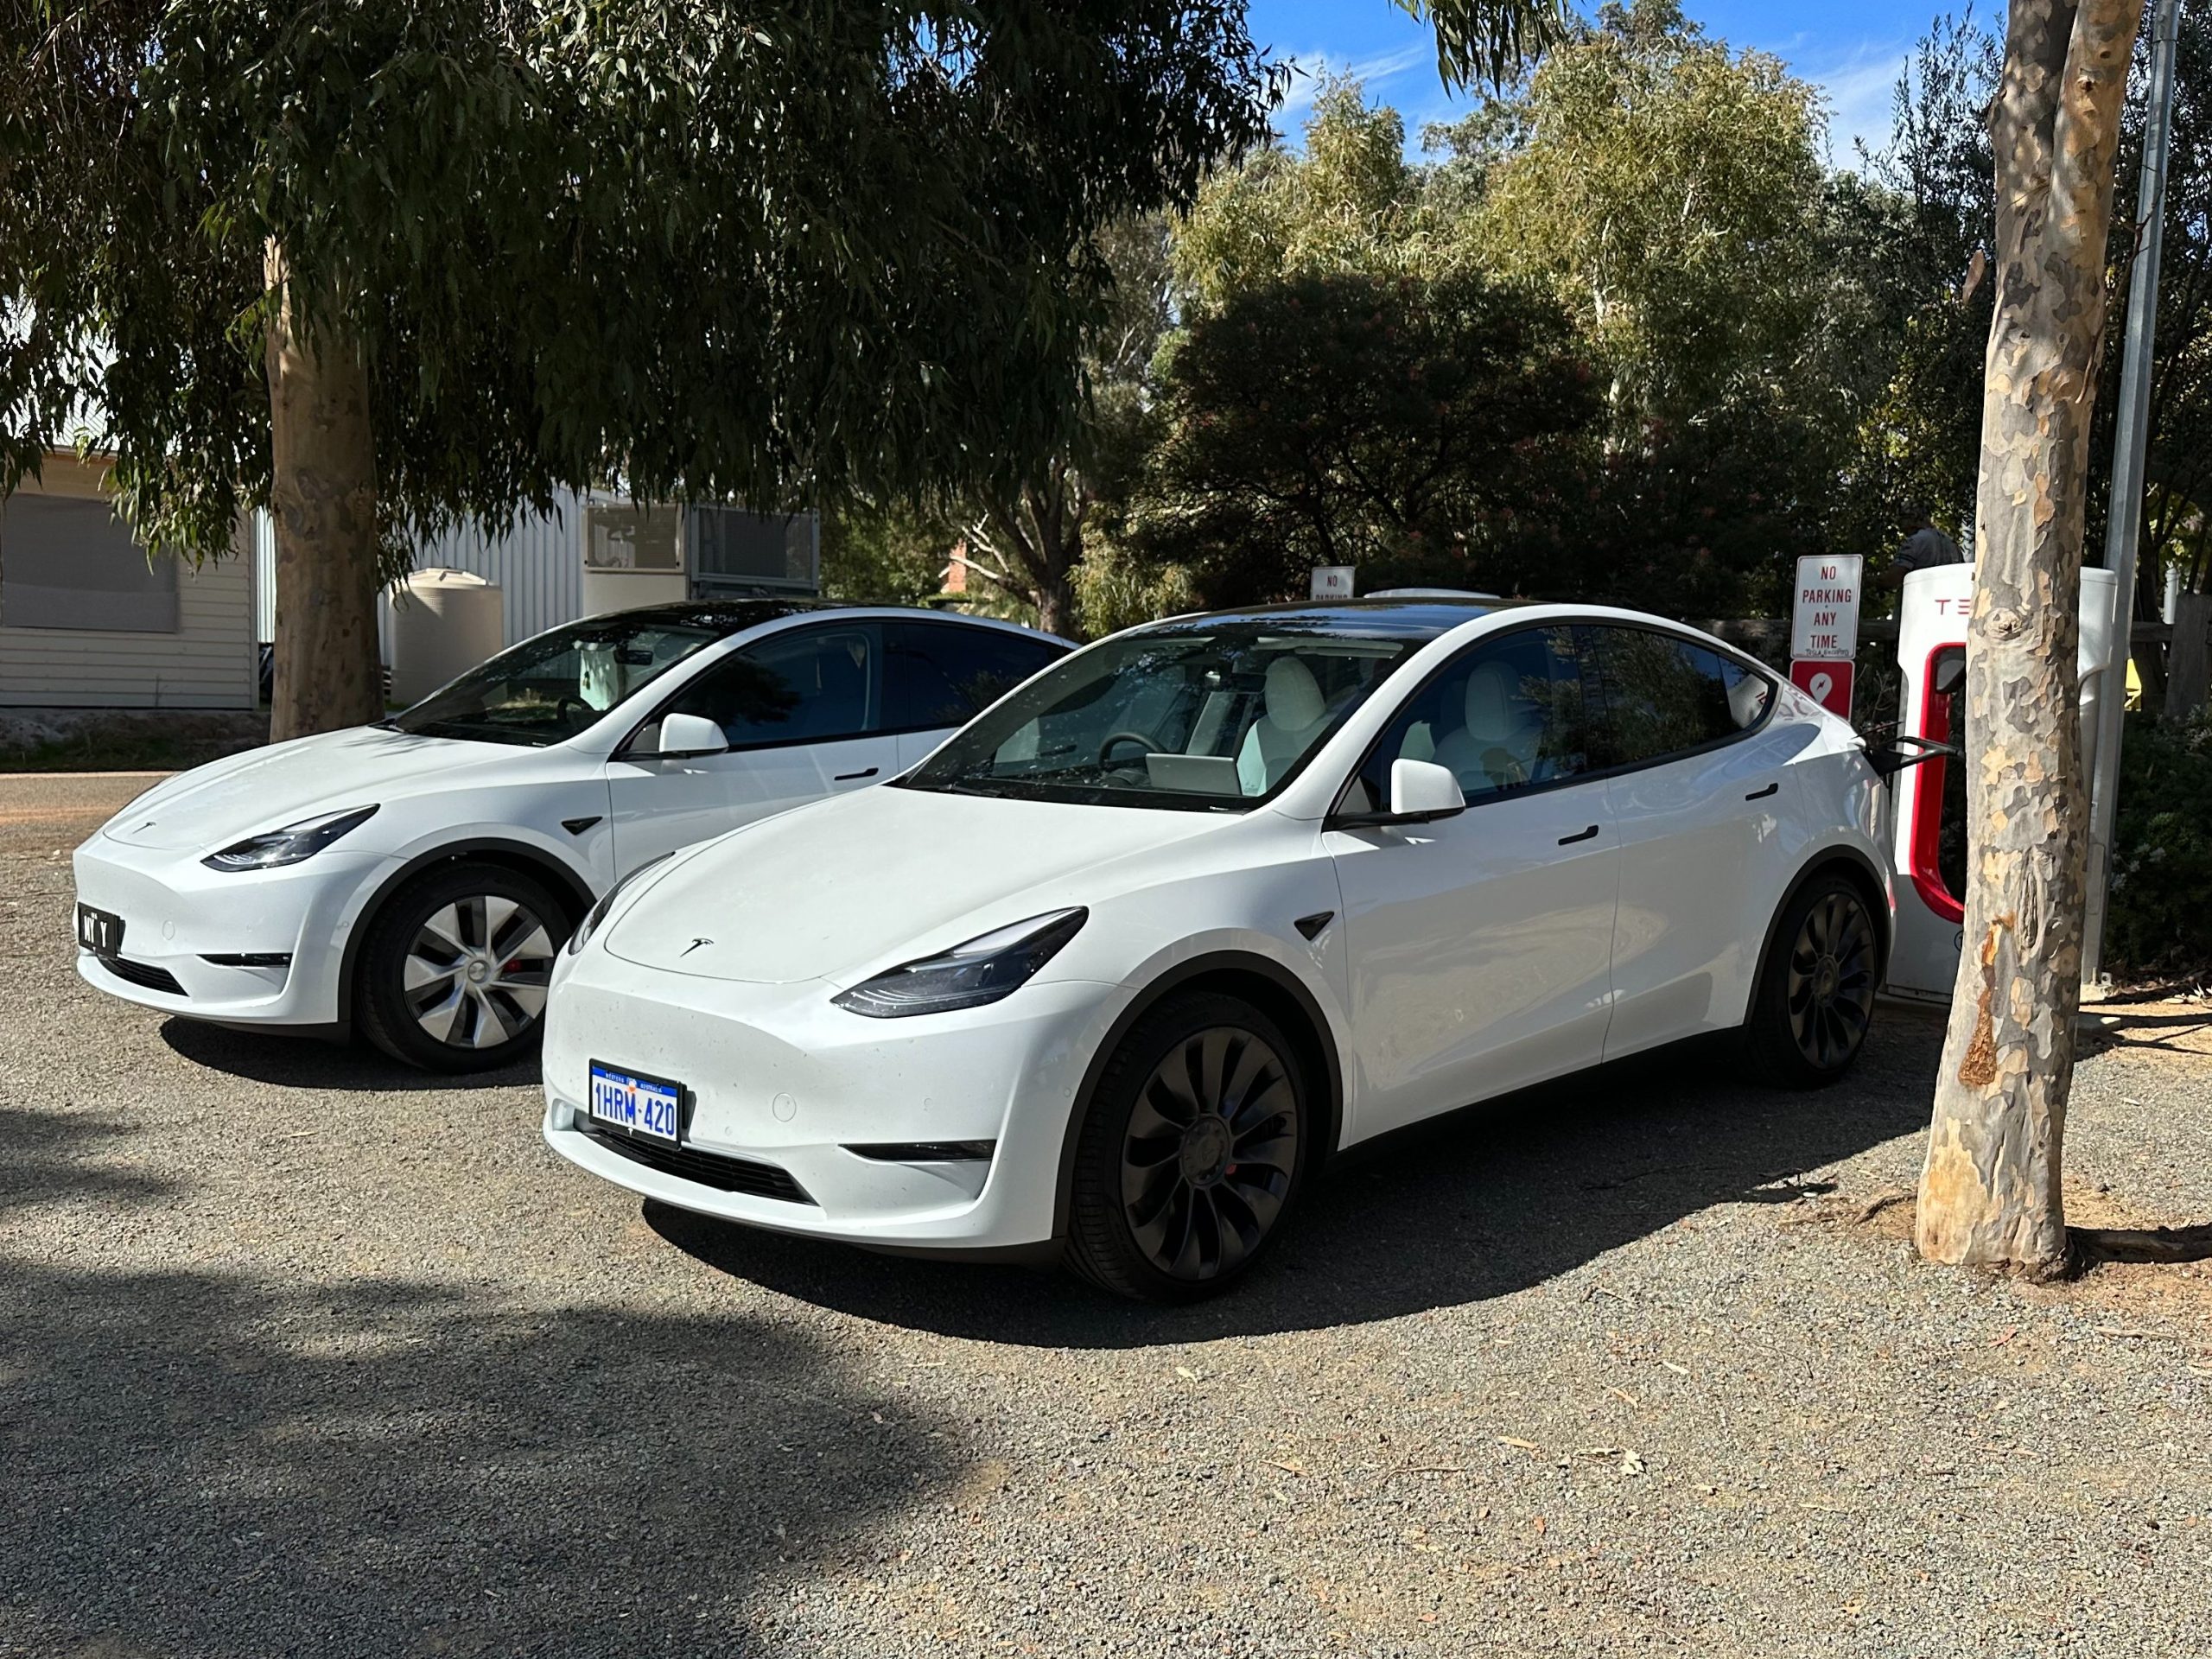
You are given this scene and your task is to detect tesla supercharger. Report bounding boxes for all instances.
[1884,563,2122,1001]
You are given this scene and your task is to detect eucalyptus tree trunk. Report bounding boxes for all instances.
[964,471,1086,638]
[1916,0,2145,1276]
[263,241,384,741]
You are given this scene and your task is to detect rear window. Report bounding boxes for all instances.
[1585,626,1772,768]
[883,621,1065,732]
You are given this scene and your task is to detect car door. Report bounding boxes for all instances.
[1324,624,1621,1140]
[1582,625,1799,1058]
[881,620,1071,771]
[605,622,899,871]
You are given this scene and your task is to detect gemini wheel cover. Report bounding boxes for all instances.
[1787,889,1876,1070]
[403,893,556,1050]
[1120,1026,1299,1282]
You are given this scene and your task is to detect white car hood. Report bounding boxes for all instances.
[103,726,516,851]
[604,784,1229,984]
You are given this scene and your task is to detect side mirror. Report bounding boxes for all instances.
[1388,759,1467,821]
[657,711,728,758]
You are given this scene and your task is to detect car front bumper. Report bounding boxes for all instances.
[71,831,391,1027]
[540,957,1128,1251]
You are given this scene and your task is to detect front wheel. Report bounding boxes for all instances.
[1065,992,1310,1302]
[356,862,569,1071]
[1740,873,1879,1087]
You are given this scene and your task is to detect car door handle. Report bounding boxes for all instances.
[834,766,879,782]
[1745,781,1779,801]
[1557,824,1600,845]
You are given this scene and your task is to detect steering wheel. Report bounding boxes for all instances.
[555,694,593,726]
[1097,730,1159,770]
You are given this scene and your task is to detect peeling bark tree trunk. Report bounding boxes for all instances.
[1916,0,2145,1277]
[263,241,384,741]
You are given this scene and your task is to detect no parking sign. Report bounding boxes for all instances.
[1790,554,1863,719]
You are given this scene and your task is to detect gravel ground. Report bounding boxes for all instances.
[3,772,2209,1658]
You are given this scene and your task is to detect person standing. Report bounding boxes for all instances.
[1876,504,1965,594]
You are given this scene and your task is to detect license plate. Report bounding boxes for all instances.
[76,904,124,957]
[588,1062,683,1145]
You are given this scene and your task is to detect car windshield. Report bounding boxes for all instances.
[385,617,722,746]
[899,620,1421,810]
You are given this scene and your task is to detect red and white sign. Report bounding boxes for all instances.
[1789,553,1863,719]
[1790,658,1855,719]
[1791,554,1864,661]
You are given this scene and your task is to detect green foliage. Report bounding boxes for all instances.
[1,2,1278,569]
[1128,268,1599,604]
[1474,0,1828,425]
[1839,13,2003,544]
[2107,711,2212,976]
[1395,0,1572,92]
[819,501,951,608]
[2095,0,2212,600]
[1072,536,1202,636]
[1171,79,1448,309]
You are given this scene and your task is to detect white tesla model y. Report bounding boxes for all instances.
[543,598,1895,1300]
[72,602,1067,1071]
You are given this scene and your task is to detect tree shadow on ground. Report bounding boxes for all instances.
[653,1007,1951,1347]
[0,1259,954,1656]
[0,1106,179,1212]
[162,1017,537,1093]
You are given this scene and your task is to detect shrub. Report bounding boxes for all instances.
[2106,710,2212,979]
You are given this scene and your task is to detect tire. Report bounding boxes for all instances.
[1739,872,1880,1088]
[356,862,569,1071]
[1065,991,1311,1303]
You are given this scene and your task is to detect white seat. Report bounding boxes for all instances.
[1235,658,1327,796]
[1726,669,1767,730]
[1433,661,1546,791]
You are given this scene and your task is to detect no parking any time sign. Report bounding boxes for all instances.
[1789,554,1863,719]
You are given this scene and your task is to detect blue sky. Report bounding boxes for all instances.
[1245,0,1951,164]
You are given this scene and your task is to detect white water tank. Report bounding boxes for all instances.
[390,568,505,706]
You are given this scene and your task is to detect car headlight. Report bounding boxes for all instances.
[201,805,378,872]
[568,852,675,956]
[832,908,1087,1019]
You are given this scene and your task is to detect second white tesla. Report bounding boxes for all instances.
[543,597,1895,1300]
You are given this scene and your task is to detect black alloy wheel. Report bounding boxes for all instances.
[1742,873,1879,1087]
[1068,991,1309,1301]
[1788,887,1878,1069]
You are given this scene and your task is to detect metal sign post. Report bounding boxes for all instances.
[2082,0,2182,993]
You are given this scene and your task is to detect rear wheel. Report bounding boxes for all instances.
[357,862,568,1071]
[1740,873,1879,1087]
[1066,992,1309,1302]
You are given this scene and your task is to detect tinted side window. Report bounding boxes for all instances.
[664,626,875,747]
[883,622,1065,733]
[1586,627,1770,767]
[1352,626,1597,810]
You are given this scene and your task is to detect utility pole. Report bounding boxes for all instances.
[2082,0,2182,995]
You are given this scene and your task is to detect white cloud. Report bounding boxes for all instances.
[1270,38,1459,139]
[1801,38,1914,167]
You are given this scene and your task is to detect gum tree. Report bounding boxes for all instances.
[2,2,1274,736]
[1916,0,2149,1274]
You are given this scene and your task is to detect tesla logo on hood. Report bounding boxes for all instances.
[681,938,712,956]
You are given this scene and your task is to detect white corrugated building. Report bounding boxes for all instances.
[0,449,257,709]
[253,491,817,652]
